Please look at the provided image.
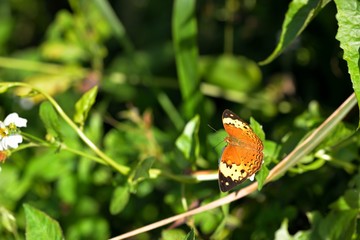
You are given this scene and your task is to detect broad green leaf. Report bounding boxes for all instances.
[259,0,331,65]
[175,115,200,162]
[39,101,62,141]
[74,86,98,128]
[172,0,199,100]
[109,186,130,215]
[334,0,360,116]
[24,204,64,240]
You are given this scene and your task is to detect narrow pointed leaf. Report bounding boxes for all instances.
[259,0,331,65]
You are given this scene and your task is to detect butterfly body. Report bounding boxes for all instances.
[219,109,264,192]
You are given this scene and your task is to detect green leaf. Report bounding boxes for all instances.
[39,101,62,141]
[128,157,155,188]
[256,164,269,191]
[130,157,155,183]
[128,157,155,192]
[184,229,196,240]
[319,210,358,240]
[0,207,17,235]
[249,117,269,190]
[109,186,130,215]
[200,55,262,92]
[175,115,200,162]
[194,211,221,235]
[263,140,281,163]
[259,0,331,65]
[329,196,352,211]
[344,189,360,209]
[274,219,292,240]
[74,86,98,128]
[24,204,64,240]
[250,117,265,142]
[161,229,187,240]
[172,0,199,100]
[334,0,360,117]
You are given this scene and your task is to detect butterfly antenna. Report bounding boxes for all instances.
[207,124,217,132]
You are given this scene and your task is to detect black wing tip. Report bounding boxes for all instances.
[222,109,233,118]
[222,109,243,122]
[218,171,239,192]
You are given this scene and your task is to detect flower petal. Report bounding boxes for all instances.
[0,135,23,150]
[4,113,27,127]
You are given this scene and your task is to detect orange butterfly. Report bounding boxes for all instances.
[219,109,264,192]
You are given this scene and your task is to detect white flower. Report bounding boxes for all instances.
[0,135,23,150]
[0,113,27,151]
[4,113,27,128]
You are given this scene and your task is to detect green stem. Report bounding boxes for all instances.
[0,57,85,75]
[1,82,130,175]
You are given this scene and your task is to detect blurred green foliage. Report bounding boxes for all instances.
[0,0,359,239]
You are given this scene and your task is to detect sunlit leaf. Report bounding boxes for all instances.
[259,0,331,65]
[274,219,292,240]
[175,115,200,162]
[334,0,360,116]
[74,86,98,128]
[24,204,64,240]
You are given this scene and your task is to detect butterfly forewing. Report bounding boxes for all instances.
[219,109,264,192]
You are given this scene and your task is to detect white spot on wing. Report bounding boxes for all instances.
[249,173,255,181]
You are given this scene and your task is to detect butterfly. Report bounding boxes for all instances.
[219,109,264,192]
